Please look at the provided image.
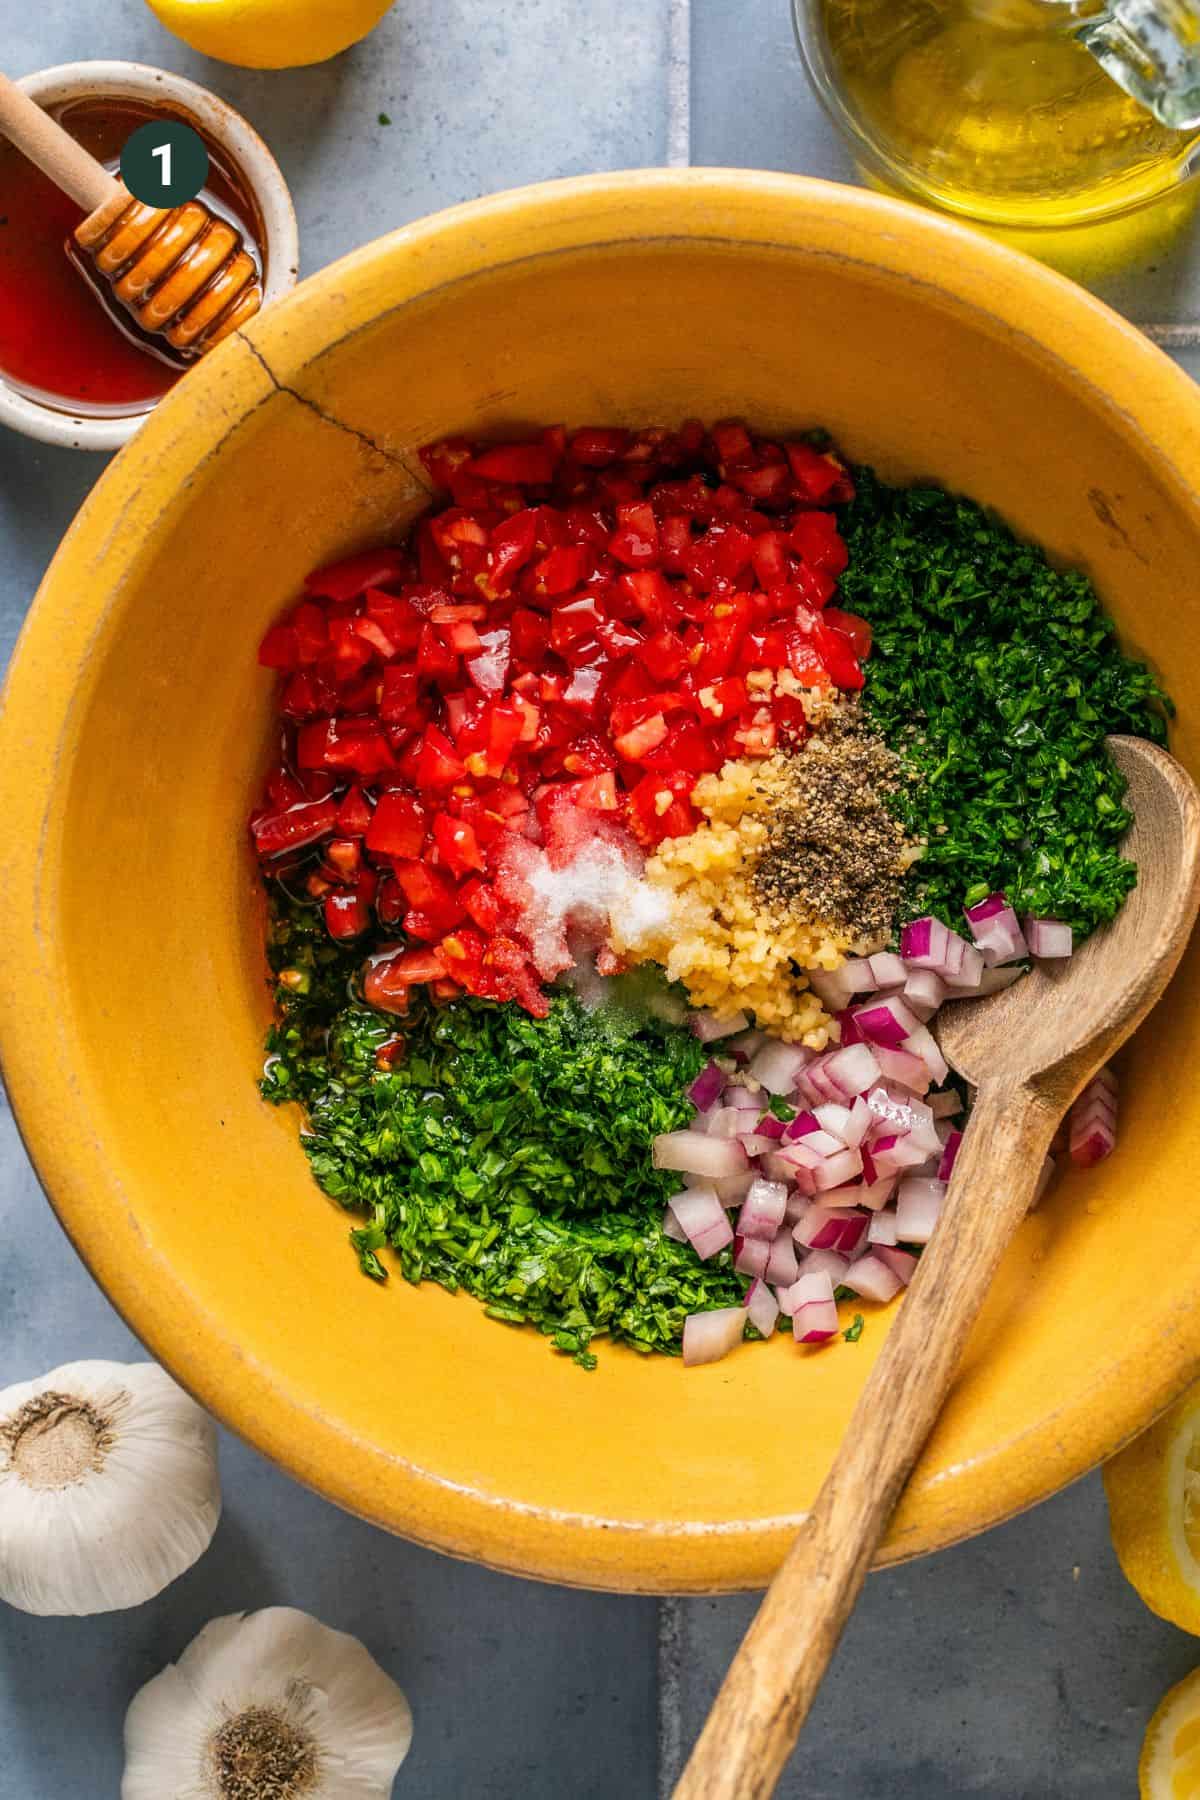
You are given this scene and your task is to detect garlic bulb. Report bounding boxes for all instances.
[122,1607,414,1799]
[0,1359,220,1615]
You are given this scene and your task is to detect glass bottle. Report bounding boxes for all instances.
[794,0,1200,226]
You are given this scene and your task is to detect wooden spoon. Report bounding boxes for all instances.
[0,71,261,358]
[675,735,1200,1800]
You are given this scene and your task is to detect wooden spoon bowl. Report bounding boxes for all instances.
[676,735,1200,1799]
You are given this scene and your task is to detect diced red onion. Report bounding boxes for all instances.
[669,1186,735,1259]
[869,951,907,988]
[937,1129,962,1183]
[870,1132,931,1178]
[964,894,1028,967]
[785,1270,840,1343]
[748,1040,812,1095]
[796,1204,868,1255]
[849,1175,898,1212]
[836,1009,864,1046]
[692,1009,751,1043]
[866,1210,898,1247]
[873,1245,919,1286]
[1026,917,1074,959]
[744,1278,780,1338]
[708,1170,756,1205]
[753,1111,785,1140]
[726,1027,765,1063]
[687,1061,726,1111]
[723,1084,762,1113]
[761,1151,815,1191]
[963,892,1007,926]
[662,1205,688,1243]
[843,1253,903,1304]
[807,959,875,1011]
[927,1088,962,1119]
[901,967,946,1016]
[654,1130,748,1178]
[895,1176,945,1243]
[734,1233,771,1278]
[943,942,985,991]
[901,1024,949,1085]
[739,1131,781,1157]
[682,1306,745,1366]
[1068,1121,1114,1167]
[814,1103,852,1140]
[900,916,948,966]
[823,1042,882,1098]
[793,1306,840,1344]
[736,1177,790,1241]
[705,1106,745,1139]
[853,997,921,1048]
[797,1247,851,1288]
[872,1045,932,1094]
[811,1149,866,1192]
[765,1228,800,1289]
[784,1190,810,1224]
[814,1099,866,1149]
[1069,1066,1117,1166]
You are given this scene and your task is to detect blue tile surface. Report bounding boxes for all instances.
[6,2,1200,1795]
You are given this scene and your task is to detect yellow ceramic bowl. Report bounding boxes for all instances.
[5,170,1200,1594]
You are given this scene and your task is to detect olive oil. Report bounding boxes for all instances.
[812,0,1200,225]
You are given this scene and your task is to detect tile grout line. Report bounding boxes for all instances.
[657,1596,686,1798]
[1139,321,1200,346]
[666,0,691,168]
[658,0,690,1779]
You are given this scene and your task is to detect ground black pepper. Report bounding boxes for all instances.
[752,703,915,943]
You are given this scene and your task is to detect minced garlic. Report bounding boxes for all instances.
[611,757,855,1044]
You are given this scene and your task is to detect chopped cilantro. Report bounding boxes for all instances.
[767,1094,797,1121]
[840,472,1172,939]
[377,111,392,125]
[843,1313,865,1343]
[262,890,742,1366]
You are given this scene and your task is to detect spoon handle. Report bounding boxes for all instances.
[673,1076,1060,1800]
[0,71,122,214]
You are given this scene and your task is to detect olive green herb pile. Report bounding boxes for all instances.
[263,894,744,1367]
[840,471,1171,936]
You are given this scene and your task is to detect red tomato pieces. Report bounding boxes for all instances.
[250,420,865,1016]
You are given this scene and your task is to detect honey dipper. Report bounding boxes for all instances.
[0,70,261,357]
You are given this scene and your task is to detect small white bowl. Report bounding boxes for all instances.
[0,62,299,452]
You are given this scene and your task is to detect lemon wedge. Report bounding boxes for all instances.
[1141,1668,1200,1798]
[1105,1383,1200,1634]
[143,0,396,69]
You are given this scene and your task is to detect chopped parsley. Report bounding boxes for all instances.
[377,111,392,125]
[840,472,1172,938]
[262,891,742,1366]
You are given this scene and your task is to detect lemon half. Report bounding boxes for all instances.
[144,0,396,69]
[1141,1668,1200,1798]
[1105,1384,1200,1635]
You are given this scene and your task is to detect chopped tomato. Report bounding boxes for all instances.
[305,548,409,602]
[252,418,869,1017]
[251,798,337,858]
[365,792,427,859]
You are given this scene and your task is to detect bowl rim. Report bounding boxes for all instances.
[6,166,1200,1591]
[0,59,299,453]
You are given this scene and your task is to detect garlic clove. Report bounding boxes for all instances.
[0,1359,220,1615]
[123,1606,413,1799]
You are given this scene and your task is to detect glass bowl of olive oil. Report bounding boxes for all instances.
[794,0,1200,228]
